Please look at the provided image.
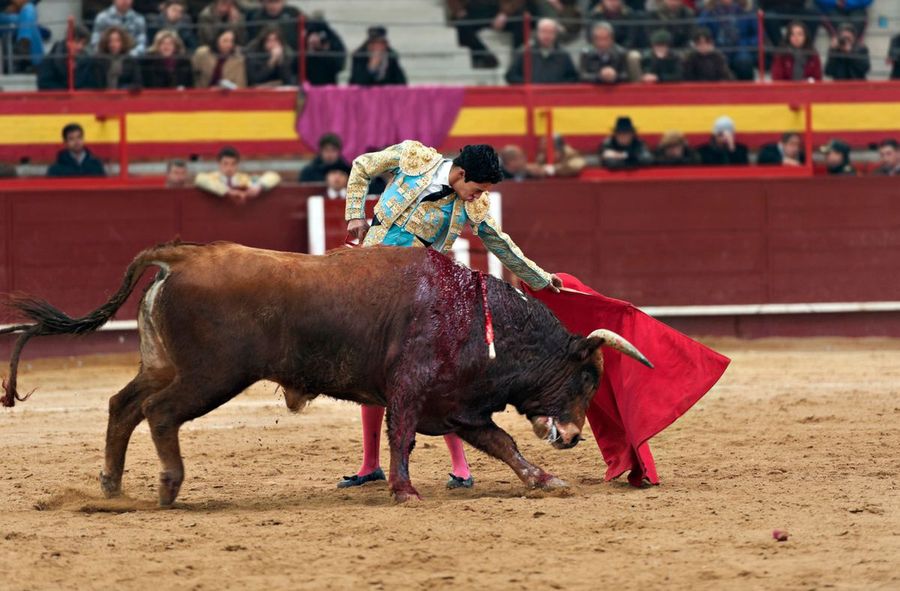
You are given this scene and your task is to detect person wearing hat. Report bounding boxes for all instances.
[640,29,684,83]
[821,139,856,176]
[757,132,805,166]
[683,27,734,82]
[340,140,563,491]
[600,116,653,169]
[654,131,699,166]
[698,115,749,165]
[350,25,407,86]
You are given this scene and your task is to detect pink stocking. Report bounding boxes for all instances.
[358,404,385,475]
[444,434,471,479]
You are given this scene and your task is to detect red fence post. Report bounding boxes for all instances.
[298,12,307,86]
[804,102,814,176]
[757,9,766,82]
[118,115,128,179]
[523,12,532,86]
[66,16,75,93]
[544,109,554,165]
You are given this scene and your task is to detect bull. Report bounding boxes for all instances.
[1,242,651,505]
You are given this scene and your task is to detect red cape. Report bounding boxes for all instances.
[525,274,730,487]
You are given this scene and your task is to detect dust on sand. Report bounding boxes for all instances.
[0,339,898,590]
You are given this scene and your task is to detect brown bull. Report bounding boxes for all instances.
[1,242,650,505]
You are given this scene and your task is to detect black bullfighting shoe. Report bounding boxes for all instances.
[446,473,475,489]
[337,467,386,488]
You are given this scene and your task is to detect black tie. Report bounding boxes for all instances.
[421,185,455,202]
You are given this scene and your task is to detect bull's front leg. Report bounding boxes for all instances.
[457,423,567,490]
[385,394,422,503]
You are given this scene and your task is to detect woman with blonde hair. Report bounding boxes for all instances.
[141,30,193,88]
[95,25,141,89]
[192,27,246,88]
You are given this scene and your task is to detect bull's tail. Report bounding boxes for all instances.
[1,240,196,407]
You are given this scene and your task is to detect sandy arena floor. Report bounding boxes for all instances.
[0,338,898,590]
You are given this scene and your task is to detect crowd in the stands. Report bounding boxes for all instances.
[1,0,897,88]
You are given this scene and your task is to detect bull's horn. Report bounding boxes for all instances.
[587,329,654,369]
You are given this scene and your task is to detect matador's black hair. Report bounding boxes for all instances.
[452,144,503,184]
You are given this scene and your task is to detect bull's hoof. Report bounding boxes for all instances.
[99,471,121,498]
[158,471,183,507]
[391,484,422,504]
[535,475,569,490]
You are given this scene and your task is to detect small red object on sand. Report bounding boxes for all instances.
[772,529,789,542]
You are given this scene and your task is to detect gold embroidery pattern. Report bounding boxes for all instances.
[345,143,404,220]
[362,225,389,247]
[399,140,442,176]
[475,215,552,289]
[464,191,491,228]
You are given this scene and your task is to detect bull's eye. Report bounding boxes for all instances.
[581,368,598,395]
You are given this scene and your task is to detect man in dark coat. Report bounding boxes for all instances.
[46,123,107,177]
[37,26,104,90]
[698,116,750,165]
[600,116,653,169]
[506,17,578,84]
[683,27,734,82]
[824,24,870,80]
[299,133,351,183]
[349,26,407,86]
[757,132,805,166]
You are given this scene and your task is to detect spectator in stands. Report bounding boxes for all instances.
[94,26,142,89]
[325,165,349,199]
[0,162,16,178]
[91,0,147,56]
[0,0,44,71]
[304,16,346,85]
[246,25,296,86]
[198,0,246,48]
[821,139,856,176]
[760,0,820,47]
[872,139,900,177]
[246,0,299,49]
[147,0,198,52]
[683,27,734,81]
[192,28,246,88]
[580,21,628,83]
[698,0,757,81]
[770,20,822,80]
[165,159,190,187]
[37,25,103,90]
[47,123,106,178]
[141,30,194,88]
[299,133,352,183]
[698,116,749,165]
[195,146,281,205]
[536,134,586,178]
[824,23,869,80]
[590,0,642,50]
[890,34,900,80]
[654,131,700,165]
[350,25,407,86]
[600,116,653,169]
[814,0,872,40]
[649,0,696,49]
[499,144,543,181]
[757,132,805,166]
[640,29,683,82]
[448,0,528,68]
[506,17,578,84]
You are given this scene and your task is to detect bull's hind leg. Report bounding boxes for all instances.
[101,370,173,497]
[141,375,250,507]
[457,423,567,490]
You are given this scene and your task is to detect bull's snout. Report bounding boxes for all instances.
[531,416,582,449]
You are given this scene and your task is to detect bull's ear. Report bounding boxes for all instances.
[568,336,603,362]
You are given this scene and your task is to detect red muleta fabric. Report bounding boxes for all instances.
[524,273,730,487]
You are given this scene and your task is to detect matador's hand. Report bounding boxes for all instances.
[347,219,370,242]
[546,274,563,293]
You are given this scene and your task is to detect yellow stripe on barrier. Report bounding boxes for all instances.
[128,111,298,142]
[448,107,527,136]
[812,103,900,132]
[0,114,122,144]
[536,105,807,135]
